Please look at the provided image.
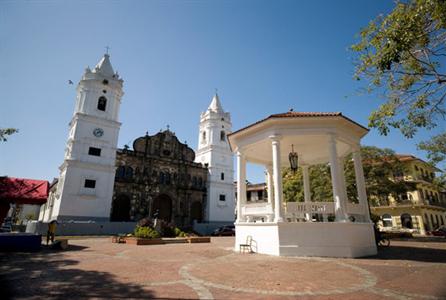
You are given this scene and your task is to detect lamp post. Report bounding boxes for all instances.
[289,144,299,173]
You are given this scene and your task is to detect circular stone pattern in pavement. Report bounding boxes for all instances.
[185,254,377,296]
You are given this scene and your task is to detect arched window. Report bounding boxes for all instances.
[165,173,171,185]
[431,214,435,228]
[198,177,203,187]
[202,131,206,143]
[115,166,126,178]
[382,214,392,227]
[441,215,445,226]
[192,176,197,187]
[401,213,413,229]
[435,215,440,228]
[220,130,225,141]
[125,167,133,179]
[159,172,165,184]
[97,96,107,111]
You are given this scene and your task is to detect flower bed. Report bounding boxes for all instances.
[125,237,165,245]
[187,237,211,243]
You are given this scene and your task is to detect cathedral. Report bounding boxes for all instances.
[111,129,208,228]
[38,53,235,232]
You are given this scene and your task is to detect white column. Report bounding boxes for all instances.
[271,135,283,222]
[337,157,349,219]
[236,151,247,223]
[302,165,312,221]
[353,149,371,222]
[266,165,274,222]
[328,135,349,222]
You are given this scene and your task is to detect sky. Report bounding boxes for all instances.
[1,0,444,184]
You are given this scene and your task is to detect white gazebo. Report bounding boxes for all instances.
[228,111,377,258]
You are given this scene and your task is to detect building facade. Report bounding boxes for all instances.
[111,130,208,228]
[195,93,235,223]
[371,154,446,235]
[46,54,124,222]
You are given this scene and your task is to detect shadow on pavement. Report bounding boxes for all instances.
[373,245,446,263]
[0,249,153,300]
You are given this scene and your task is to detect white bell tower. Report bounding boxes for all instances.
[196,93,235,223]
[50,54,124,222]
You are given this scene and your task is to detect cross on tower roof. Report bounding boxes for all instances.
[105,46,110,55]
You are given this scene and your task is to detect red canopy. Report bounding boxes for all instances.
[0,177,49,205]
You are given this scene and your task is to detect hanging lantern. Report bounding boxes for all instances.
[289,144,299,173]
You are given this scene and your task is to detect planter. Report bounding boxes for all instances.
[111,236,126,243]
[187,237,211,243]
[162,237,188,244]
[125,237,165,245]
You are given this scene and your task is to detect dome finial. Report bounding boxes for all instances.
[105,45,110,55]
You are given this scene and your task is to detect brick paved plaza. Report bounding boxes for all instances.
[1,237,445,299]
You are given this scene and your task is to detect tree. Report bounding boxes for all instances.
[283,164,332,203]
[351,0,446,138]
[0,128,18,142]
[282,146,415,206]
[418,132,446,185]
[417,132,446,167]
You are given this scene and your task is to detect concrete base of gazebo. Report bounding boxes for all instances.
[235,222,377,258]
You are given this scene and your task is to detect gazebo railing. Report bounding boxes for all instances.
[240,201,366,223]
[242,203,274,220]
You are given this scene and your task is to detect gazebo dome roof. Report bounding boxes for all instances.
[228,111,369,166]
[229,111,368,138]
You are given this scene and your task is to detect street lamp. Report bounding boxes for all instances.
[289,144,299,173]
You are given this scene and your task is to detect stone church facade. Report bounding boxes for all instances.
[111,129,208,228]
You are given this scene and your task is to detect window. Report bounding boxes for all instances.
[116,166,125,178]
[221,172,224,180]
[125,167,133,179]
[382,214,392,227]
[220,130,225,141]
[102,79,109,85]
[258,190,263,200]
[88,147,101,156]
[202,131,206,143]
[219,194,226,201]
[97,96,107,111]
[84,179,96,189]
[159,172,165,184]
[401,213,413,229]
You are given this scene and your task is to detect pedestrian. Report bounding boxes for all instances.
[46,220,57,245]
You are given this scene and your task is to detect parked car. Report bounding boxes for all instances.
[429,226,446,237]
[212,225,235,236]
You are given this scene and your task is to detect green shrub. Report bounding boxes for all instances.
[134,226,160,239]
[174,227,187,237]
